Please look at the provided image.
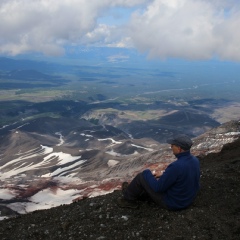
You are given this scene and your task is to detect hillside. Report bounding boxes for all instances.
[0,135,239,239]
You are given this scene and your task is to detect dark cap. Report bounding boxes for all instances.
[167,134,193,150]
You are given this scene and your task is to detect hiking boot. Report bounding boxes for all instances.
[117,197,139,209]
[122,182,129,194]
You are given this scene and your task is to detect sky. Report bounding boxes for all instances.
[1,0,240,61]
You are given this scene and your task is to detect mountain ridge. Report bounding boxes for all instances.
[0,129,239,239]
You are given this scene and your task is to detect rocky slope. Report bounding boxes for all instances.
[0,126,239,239]
[0,119,240,219]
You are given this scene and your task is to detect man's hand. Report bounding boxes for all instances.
[147,164,165,179]
[151,169,162,179]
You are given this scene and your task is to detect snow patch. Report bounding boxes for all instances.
[0,189,15,200]
[219,132,240,136]
[131,144,153,151]
[98,138,122,146]
[107,160,119,167]
[0,146,81,179]
[55,132,64,146]
[41,159,86,177]
[106,149,121,156]
[80,133,93,138]
[43,152,81,166]
[106,149,139,157]
[8,188,81,214]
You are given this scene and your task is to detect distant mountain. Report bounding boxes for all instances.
[3,69,68,83]
[83,107,220,141]
[0,63,69,89]
[0,57,70,73]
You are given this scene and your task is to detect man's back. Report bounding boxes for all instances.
[143,151,200,210]
[162,151,200,210]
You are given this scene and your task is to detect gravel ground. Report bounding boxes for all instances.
[0,138,239,240]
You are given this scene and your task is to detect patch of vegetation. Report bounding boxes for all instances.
[23,112,61,121]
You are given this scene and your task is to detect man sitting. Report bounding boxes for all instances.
[117,134,200,210]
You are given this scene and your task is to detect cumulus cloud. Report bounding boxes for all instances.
[0,0,240,61]
[0,0,147,55]
[129,0,240,60]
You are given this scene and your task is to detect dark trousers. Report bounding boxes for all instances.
[123,172,167,208]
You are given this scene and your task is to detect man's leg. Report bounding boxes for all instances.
[123,173,147,201]
[123,172,167,208]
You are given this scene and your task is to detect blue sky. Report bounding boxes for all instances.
[1,0,240,63]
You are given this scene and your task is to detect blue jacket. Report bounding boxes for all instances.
[143,151,200,210]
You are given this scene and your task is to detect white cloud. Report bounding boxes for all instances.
[0,0,240,61]
[107,54,129,63]
[0,0,104,55]
[0,0,147,55]
[129,0,240,60]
